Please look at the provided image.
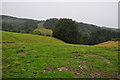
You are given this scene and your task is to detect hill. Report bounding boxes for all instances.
[2,31,63,44]
[33,23,53,36]
[1,15,44,33]
[2,31,119,78]
[43,18,120,45]
[1,15,42,23]
[2,15,118,35]
[43,18,119,33]
[77,22,119,33]
[1,15,53,36]
[95,41,119,47]
[1,15,120,45]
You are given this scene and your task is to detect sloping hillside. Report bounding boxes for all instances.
[33,23,53,36]
[2,31,119,78]
[2,31,64,44]
[1,15,44,33]
[95,41,119,47]
[1,15,43,23]
[1,15,120,45]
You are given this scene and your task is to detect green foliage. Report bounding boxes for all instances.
[88,29,120,44]
[33,23,53,36]
[52,18,120,45]
[1,15,44,34]
[53,18,82,44]
[111,38,120,41]
[43,18,58,29]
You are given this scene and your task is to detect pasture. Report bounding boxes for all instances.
[2,31,119,78]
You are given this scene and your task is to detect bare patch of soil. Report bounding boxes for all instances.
[78,65,87,70]
[77,60,88,63]
[43,64,53,72]
[84,54,112,65]
[19,52,28,55]
[57,67,68,71]
[43,68,52,72]
[70,51,78,55]
[18,49,36,55]
[64,59,69,61]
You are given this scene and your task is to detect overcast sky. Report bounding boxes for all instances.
[2,2,118,28]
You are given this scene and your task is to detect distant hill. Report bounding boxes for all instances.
[1,15,118,34]
[43,18,118,33]
[1,15,44,33]
[1,15,120,45]
[101,27,119,32]
[1,15,44,24]
[77,22,119,33]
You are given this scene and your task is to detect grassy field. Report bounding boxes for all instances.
[33,23,53,36]
[2,31,119,78]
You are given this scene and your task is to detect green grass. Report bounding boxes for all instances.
[2,31,119,78]
[33,23,53,36]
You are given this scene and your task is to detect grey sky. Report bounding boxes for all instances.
[2,2,118,28]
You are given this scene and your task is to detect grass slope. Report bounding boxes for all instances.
[95,41,119,47]
[33,23,52,36]
[2,31,119,78]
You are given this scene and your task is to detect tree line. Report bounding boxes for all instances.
[44,18,120,45]
[1,15,43,33]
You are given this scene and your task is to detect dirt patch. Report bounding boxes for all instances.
[43,64,53,72]
[84,54,112,65]
[57,67,68,71]
[18,49,36,55]
[43,66,69,72]
[78,65,87,71]
[77,60,88,63]
[43,68,52,72]
[64,59,69,62]
[19,52,28,55]
[70,51,78,55]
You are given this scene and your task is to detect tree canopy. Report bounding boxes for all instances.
[1,15,43,33]
[43,18,58,29]
[52,18,120,45]
[53,18,82,44]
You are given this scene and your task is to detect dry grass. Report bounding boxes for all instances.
[95,41,119,47]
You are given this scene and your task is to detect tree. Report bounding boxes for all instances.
[43,18,58,29]
[2,15,39,33]
[53,18,82,44]
[88,29,114,44]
